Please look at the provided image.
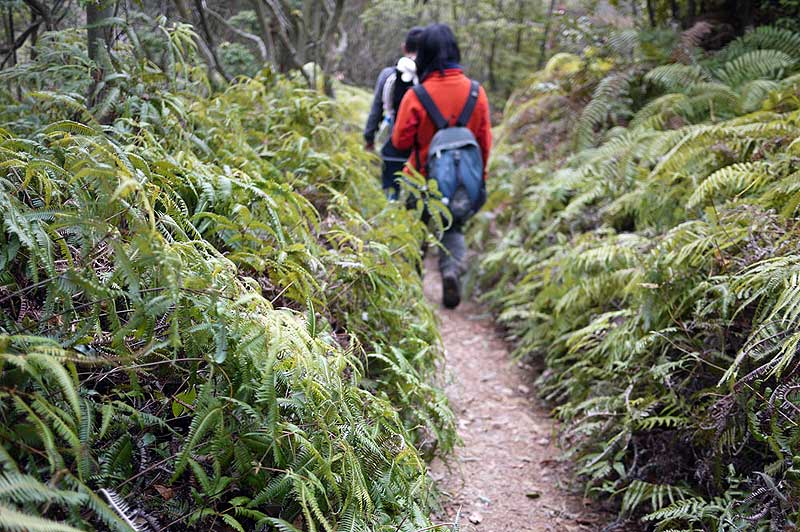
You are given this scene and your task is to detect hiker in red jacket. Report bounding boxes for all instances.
[392,23,492,308]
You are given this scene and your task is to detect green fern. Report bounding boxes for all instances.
[472,23,800,529]
[0,15,453,532]
[0,505,85,532]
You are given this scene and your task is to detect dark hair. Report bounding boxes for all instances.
[404,27,424,54]
[415,24,461,80]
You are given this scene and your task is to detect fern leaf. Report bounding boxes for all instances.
[99,489,145,532]
[0,504,85,532]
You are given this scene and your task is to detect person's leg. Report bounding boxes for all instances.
[439,224,465,308]
[439,223,465,276]
[414,206,430,276]
[381,159,405,199]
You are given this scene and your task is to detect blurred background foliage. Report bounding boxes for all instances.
[2,0,795,109]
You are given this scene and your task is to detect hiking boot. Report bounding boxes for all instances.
[442,272,461,309]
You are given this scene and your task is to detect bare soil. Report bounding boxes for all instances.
[424,256,613,531]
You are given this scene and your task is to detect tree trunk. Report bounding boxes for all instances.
[171,0,226,83]
[488,34,498,90]
[487,0,503,91]
[736,0,753,31]
[29,7,38,60]
[318,0,345,76]
[670,0,681,24]
[514,0,525,54]
[171,0,190,20]
[86,1,113,63]
[646,0,656,27]
[249,0,276,64]
[537,0,557,69]
[263,0,305,73]
[263,0,343,89]
[311,4,321,89]
[5,8,16,68]
[193,0,228,80]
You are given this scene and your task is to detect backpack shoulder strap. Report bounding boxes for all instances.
[455,80,480,128]
[413,84,448,131]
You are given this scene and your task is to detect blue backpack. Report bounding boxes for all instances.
[413,80,486,224]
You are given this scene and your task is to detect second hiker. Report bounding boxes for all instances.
[392,23,492,309]
[363,27,423,197]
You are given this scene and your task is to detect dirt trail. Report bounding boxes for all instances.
[424,256,610,531]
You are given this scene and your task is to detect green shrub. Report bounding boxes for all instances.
[0,18,454,532]
[472,25,800,529]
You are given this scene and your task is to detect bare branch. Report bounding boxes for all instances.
[1,18,42,68]
[262,0,301,65]
[202,3,268,62]
[21,0,52,29]
[320,0,344,61]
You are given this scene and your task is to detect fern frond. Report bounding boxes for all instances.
[645,64,709,92]
[0,473,85,506]
[99,489,145,532]
[0,504,85,532]
[715,50,795,88]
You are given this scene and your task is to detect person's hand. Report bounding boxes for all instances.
[365,142,375,152]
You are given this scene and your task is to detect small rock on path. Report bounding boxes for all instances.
[424,256,611,531]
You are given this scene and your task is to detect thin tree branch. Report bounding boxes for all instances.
[192,0,229,80]
[263,0,300,62]
[248,0,275,63]
[21,0,51,29]
[319,0,344,59]
[1,18,42,68]
[202,3,268,62]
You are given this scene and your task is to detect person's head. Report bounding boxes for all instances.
[402,27,424,58]
[415,24,461,81]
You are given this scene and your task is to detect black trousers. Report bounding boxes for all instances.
[381,158,406,198]
[418,206,465,277]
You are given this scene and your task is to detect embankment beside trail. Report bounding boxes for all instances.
[469,25,800,529]
[0,31,455,531]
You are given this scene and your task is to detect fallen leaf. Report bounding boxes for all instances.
[153,484,174,500]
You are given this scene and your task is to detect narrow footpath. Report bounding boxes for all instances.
[424,256,610,531]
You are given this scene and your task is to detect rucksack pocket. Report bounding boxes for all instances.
[448,184,472,223]
[428,144,484,223]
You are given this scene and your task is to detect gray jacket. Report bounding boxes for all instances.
[363,66,395,145]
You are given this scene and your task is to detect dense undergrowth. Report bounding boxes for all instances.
[472,24,800,529]
[0,23,455,532]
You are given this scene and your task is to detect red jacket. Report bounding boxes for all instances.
[392,69,492,180]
